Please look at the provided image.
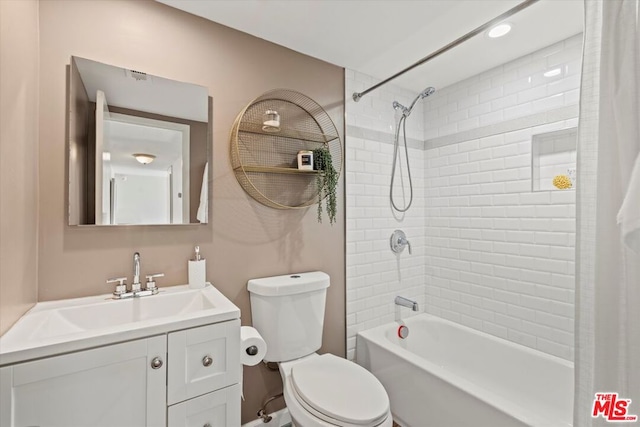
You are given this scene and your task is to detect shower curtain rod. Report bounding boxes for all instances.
[352,0,540,102]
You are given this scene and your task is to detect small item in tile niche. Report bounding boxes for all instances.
[297,150,314,170]
[567,168,577,186]
[553,174,573,189]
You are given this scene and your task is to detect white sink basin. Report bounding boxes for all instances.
[58,289,216,331]
[0,284,240,366]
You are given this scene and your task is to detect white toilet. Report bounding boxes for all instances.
[248,271,392,427]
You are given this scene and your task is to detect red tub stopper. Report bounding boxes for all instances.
[397,325,409,339]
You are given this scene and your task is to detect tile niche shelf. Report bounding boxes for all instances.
[531,127,577,192]
[230,89,342,209]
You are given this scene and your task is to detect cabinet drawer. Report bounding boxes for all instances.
[168,319,240,405]
[167,383,240,427]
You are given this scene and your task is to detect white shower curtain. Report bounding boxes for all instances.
[574,0,640,426]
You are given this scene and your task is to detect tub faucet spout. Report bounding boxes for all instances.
[395,296,419,311]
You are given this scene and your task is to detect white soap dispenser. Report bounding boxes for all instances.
[188,246,206,289]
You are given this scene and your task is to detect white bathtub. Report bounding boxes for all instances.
[356,314,573,427]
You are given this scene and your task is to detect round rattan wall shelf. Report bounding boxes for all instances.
[230,89,342,209]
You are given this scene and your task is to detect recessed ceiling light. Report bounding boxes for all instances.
[544,68,562,78]
[133,153,156,165]
[487,23,512,38]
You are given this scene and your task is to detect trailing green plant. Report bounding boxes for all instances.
[313,146,338,225]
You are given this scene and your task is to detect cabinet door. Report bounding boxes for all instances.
[167,384,240,427]
[167,319,240,405]
[0,336,166,427]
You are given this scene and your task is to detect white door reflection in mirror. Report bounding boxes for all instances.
[101,113,190,225]
[95,90,111,225]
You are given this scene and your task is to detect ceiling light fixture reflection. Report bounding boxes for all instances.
[487,23,512,38]
[133,153,156,165]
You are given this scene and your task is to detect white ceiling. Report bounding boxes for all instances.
[75,56,209,122]
[106,119,185,173]
[157,0,583,94]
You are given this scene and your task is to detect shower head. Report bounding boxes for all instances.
[407,86,436,114]
[420,87,436,99]
[393,86,436,117]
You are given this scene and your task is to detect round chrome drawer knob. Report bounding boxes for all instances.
[150,357,163,369]
[202,355,213,367]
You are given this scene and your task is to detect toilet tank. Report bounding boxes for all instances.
[248,271,330,362]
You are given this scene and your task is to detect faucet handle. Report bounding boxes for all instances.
[390,230,412,255]
[106,277,128,296]
[398,234,412,254]
[145,273,164,294]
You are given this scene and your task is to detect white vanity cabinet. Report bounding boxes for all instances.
[167,320,241,426]
[167,384,241,427]
[0,336,167,427]
[0,319,241,427]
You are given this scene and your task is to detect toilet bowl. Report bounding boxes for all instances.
[280,354,392,427]
[247,272,392,427]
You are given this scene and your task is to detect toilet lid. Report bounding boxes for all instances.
[291,354,389,426]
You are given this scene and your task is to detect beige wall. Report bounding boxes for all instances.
[37,0,345,423]
[0,0,40,335]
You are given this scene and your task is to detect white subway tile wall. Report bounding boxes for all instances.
[422,34,581,361]
[423,34,582,140]
[346,34,581,362]
[345,69,426,360]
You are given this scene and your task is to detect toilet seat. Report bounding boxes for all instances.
[289,354,390,426]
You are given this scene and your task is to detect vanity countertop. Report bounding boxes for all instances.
[0,283,240,366]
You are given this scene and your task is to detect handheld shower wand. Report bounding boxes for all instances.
[390,87,436,212]
[393,87,435,118]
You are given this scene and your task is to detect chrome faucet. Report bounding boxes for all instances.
[395,296,419,311]
[106,252,164,299]
[132,252,142,293]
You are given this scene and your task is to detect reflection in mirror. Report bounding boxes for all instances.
[68,56,210,226]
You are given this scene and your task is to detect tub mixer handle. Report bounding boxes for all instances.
[390,230,412,255]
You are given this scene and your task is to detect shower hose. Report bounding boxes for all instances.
[390,114,413,212]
